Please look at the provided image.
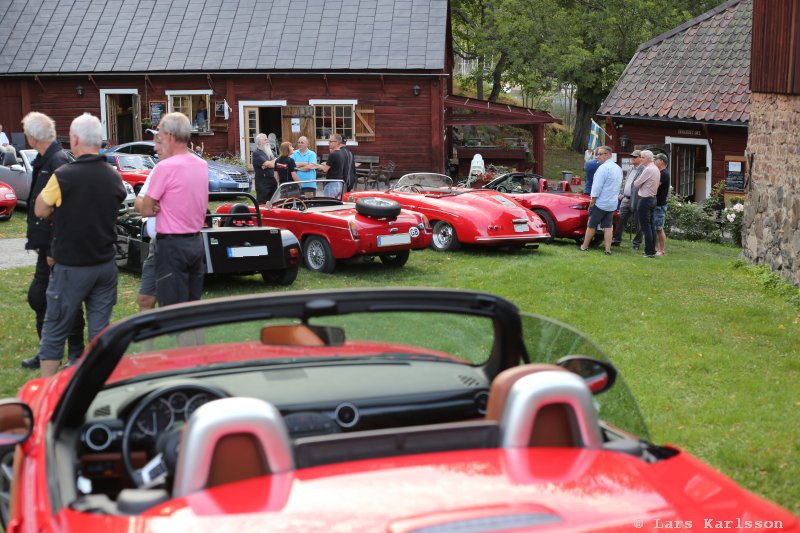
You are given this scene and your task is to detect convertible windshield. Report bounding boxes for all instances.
[116,154,156,171]
[395,173,453,189]
[271,179,345,203]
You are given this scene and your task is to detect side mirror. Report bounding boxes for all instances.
[10,164,24,171]
[0,400,34,446]
[556,356,617,395]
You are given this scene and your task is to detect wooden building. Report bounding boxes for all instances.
[597,0,751,203]
[743,0,800,286]
[0,0,556,176]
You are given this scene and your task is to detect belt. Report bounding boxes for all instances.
[157,232,200,240]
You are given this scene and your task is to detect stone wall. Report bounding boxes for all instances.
[743,93,800,286]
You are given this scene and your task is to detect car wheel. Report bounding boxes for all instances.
[0,211,11,222]
[379,250,410,267]
[303,236,336,273]
[355,197,401,218]
[0,448,13,528]
[533,209,556,244]
[431,221,461,252]
[261,266,299,285]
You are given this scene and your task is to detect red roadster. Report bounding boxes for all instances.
[346,173,550,251]
[0,180,17,221]
[483,172,619,243]
[1,288,796,532]
[104,153,156,194]
[216,180,431,273]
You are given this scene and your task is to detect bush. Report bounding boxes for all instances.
[720,199,744,244]
[703,181,726,216]
[545,124,572,150]
[665,196,721,242]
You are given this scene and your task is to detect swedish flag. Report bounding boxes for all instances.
[588,119,601,150]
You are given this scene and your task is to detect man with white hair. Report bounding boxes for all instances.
[252,132,277,203]
[635,150,661,258]
[20,112,85,370]
[33,113,127,377]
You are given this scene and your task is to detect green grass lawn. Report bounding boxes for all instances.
[0,239,797,513]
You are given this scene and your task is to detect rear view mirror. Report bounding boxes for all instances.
[0,400,33,446]
[556,356,617,395]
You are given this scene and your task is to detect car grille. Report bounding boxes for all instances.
[227,172,249,183]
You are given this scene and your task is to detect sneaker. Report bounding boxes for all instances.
[611,240,621,246]
[604,250,612,256]
[20,356,40,369]
[643,254,656,258]
[656,251,666,256]
[577,245,589,252]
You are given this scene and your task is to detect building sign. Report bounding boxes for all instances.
[677,129,702,137]
[724,157,746,193]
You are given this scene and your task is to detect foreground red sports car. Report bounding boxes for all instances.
[346,173,550,251]
[1,288,796,532]
[483,172,619,243]
[216,180,431,272]
[0,180,17,221]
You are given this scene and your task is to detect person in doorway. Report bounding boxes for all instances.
[252,133,277,203]
[32,113,126,377]
[195,101,208,130]
[20,112,85,370]
[577,146,622,255]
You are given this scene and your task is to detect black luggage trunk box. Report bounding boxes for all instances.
[203,227,286,274]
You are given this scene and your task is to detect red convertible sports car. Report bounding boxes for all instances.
[482,172,618,243]
[216,180,431,273]
[346,173,550,251]
[0,180,17,221]
[104,153,156,194]
[1,288,797,532]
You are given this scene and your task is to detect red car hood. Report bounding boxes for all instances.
[51,448,798,532]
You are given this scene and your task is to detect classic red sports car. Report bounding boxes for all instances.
[346,173,550,251]
[0,180,17,221]
[1,288,797,532]
[216,180,431,273]
[483,172,618,243]
[104,153,156,194]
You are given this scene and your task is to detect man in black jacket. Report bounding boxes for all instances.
[20,112,85,370]
[33,113,126,377]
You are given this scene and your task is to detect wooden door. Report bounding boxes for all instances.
[105,94,118,145]
[131,94,142,141]
[243,106,261,171]
[280,106,315,151]
[675,145,695,200]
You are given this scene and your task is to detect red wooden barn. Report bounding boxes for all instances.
[0,0,557,176]
[597,0,751,203]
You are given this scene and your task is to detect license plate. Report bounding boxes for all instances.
[514,223,529,233]
[378,234,411,247]
[238,182,250,189]
[227,245,268,257]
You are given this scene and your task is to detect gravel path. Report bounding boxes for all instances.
[0,239,37,270]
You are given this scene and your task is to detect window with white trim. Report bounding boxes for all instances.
[310,100,357,143]
[166,90,213,132]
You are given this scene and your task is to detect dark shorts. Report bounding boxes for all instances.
[587,205,614,229]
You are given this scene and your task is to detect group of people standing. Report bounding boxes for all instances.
[20,111,209,377]
[581,147,670,257]
[252,132,357,204]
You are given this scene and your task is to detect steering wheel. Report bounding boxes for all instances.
[273,197,308,211]
[121,384,227,488]
[396,184,421,193]
[497,185,508,193]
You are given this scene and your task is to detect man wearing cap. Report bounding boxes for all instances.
[139,113,208,307]
[612,150,644,248]
[636,150,660,258]
[578,145,622,255]
[653,153,671,256]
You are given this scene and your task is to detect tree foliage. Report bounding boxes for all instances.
[451,0,726,151]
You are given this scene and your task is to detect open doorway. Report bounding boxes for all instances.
[101,90,141,145]
[665,137,711,203]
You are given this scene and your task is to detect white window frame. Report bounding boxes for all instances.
[310,99,358,146]
[665,136,712,200]
[99,88,139,141]
[165,90,213,132]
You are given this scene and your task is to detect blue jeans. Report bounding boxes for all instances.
[637,196,657,256]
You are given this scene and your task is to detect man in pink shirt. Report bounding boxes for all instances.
[139,113,208,306]
[635,150,661,258]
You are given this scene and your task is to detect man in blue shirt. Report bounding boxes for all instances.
[578,146,622,255]
[290,136,317,192]
[583,150,601,194]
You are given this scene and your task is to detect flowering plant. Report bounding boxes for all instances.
[720,200,745,244]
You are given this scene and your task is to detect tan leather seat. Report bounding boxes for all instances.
[173,397,294,497]
[260,324,325,346]
[486,364,602,449]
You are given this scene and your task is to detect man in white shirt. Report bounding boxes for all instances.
[578,146,622,255]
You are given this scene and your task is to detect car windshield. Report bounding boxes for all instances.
[116,154,156,171]
[270,179,345,203]
[394,173,453,189]
[491,173,538,193]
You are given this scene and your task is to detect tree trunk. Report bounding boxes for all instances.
[571,98,600,153]
[487,52,508,102]
[477,73,484,100]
